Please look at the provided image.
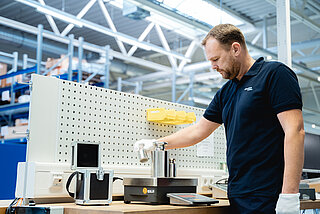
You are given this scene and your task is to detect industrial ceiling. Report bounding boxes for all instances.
[0,0,319,133]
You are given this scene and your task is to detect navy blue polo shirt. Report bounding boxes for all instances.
[203,57,302,197]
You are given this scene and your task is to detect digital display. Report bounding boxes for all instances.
[77,143,99,168]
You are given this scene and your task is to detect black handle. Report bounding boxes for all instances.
[66,171,78,198]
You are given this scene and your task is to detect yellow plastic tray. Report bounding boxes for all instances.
[146,108,196,125]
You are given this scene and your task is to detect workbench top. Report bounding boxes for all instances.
[1,199,320,214]
[1,200,230,214]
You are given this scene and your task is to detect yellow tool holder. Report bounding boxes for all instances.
[146,108,196,125]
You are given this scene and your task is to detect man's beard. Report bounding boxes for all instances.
[219,58,241,80]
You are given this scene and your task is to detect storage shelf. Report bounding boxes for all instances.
[0,137,27,145]
[0,83,30,93]
[0,102,29,115]
[0,66,36,80]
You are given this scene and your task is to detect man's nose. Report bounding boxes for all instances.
[212,64,219,70]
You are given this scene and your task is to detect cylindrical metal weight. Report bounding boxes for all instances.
[151,150,169,177]
[169,158,176,177]
[138,147,149,163]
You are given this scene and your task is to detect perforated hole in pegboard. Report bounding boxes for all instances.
[56,80,226,170]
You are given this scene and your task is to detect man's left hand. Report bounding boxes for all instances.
[275,193,300,214]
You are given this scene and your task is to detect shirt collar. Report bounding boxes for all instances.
[244,57,264,77]
[231,57,264,84]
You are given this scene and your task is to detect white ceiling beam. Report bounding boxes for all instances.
[0,16,173,73]
[127,23,155,56]
[290,7,320,34]
[38,0,60,35]
[308,0,320,11]
[303,107,320,115]
[61,0,96,36]
[311,46,319,55]
[125,61,211,83]
[276,0,292,68]
[268,38,320,52]
[14,0,189,61]
[0,2,17,11]
[265,0,320,34]
[98,0,127,55]
[294,54,320,63]
[193,97,211,106]
[295,49,306,57]
[178,41,199,72]
[262,16,268,49]
[246,40,320,80]
[246,14,320,39]
[16,0,84,26]
[205,0,255,27]
[142,71,221,91]
[305,0,320,16]
[127,0,210,34]
[311,83,320,111]
[10,0,320,85]
[251,31,262,45]
[155,24,177,69]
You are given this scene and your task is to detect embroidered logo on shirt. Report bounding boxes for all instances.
[244,87,253,91]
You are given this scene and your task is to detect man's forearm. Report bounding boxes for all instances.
[282,129,305,193]
[158,123,204,149]
[157,118,220,150]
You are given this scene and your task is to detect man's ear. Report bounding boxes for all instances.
[231,42,241,56]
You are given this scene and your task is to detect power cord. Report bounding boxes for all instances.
[215,177,228,188]
[113,177,123,182]
[5,198,20,214]
[215,177,228,185]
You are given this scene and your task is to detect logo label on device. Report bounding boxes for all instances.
[142,187,154,194]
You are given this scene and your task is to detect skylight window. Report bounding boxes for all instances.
[155,0,243,26]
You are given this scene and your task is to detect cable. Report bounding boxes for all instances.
[113,177,123,182]
[66,171,78,198]
[215,177,228,186]
[15,198,22,207]
[214,177,228,189]
[5,198,20,214]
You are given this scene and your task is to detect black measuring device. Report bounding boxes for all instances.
[167,193,219,205]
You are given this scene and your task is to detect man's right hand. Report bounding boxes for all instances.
[275,193,300,214]
[134,139,157,152]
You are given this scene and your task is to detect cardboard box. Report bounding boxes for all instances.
[309,182,320,193]
[211,184,228,199]
[45,55,87,76]
[45,58,63,76]
[15,118,29,126]
[0,63,7,88]
[18,95,30,103]
[3,125,28,139]
[1,125,8,137]
[1,90,10,101]
[0,62,23,87]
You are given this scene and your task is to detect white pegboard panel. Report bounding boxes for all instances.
[28,74,226,172]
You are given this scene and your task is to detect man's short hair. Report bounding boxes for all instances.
[202,24,247,50]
